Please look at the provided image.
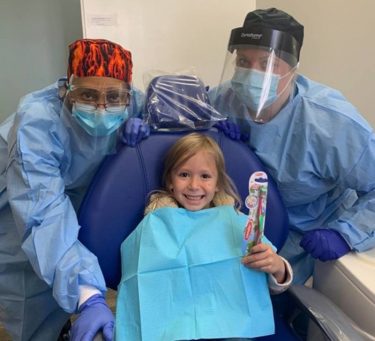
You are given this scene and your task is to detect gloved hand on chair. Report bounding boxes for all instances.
[300,229,351,261]
[214,120,249,142]
[70,294,114,341]
[120,117,150,147]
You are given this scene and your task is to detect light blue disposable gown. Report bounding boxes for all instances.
[0,80,144,340]
[209,75,375,284]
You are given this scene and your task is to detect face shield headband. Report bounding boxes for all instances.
[228,27,301,67]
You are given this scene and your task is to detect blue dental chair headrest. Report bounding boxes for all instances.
[78,130,289,290]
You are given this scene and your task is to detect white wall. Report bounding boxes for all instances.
[81,0,256,90]
[257,0,375,128]
[0,0,82,123]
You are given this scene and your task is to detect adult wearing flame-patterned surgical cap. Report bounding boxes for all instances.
[0,39,148,341]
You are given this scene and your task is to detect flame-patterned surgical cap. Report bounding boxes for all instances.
[67,39,133,82]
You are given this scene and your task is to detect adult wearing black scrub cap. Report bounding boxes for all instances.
[210,8,375,284]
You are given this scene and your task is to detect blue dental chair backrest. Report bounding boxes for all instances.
[78,130,289,290]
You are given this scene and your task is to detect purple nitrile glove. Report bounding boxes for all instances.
[121,117,150,147]
[70,294,114,341]
[214,120,241,140]
[300,229,351,261]
[214,120,249,142]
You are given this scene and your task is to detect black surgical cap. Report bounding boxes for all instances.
[244,8,304,51]
[229,8,304,66]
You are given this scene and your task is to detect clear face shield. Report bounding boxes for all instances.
[61,75,131,156]
[216,27,300,123]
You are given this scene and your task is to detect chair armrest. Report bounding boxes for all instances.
[287,285,365,341]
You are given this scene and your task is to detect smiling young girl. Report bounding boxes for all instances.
[116,132,292,340]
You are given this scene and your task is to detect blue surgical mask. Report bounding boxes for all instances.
[231,68,280,112]
[72,103,128,136]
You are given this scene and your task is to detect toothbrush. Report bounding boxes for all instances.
[242,171,268,255]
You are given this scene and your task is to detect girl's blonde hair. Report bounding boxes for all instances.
[162,132,241,209]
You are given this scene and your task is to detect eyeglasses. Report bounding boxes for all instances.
[68,86,131,109]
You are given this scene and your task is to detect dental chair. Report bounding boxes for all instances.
[78,75,363,341]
